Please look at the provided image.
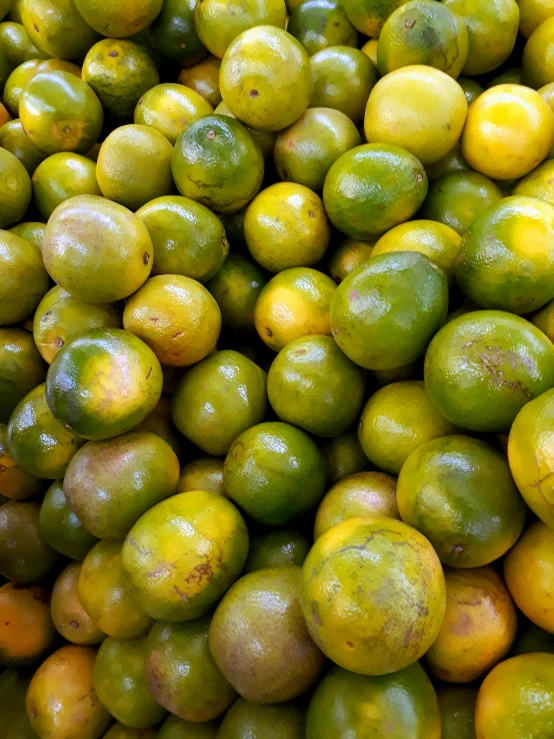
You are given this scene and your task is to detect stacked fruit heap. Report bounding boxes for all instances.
[3,0,554,737]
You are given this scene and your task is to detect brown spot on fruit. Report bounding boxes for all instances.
[55,337,63,347]
[250,89,259,97]
[108,50,118,57]
[143,252,150,264]
[70,620,79,629]
[266,327,273,337]
[207,129,216,140]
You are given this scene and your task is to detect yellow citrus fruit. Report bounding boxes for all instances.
[74,0,163,37]
[178,457,225,495]
[134,83,213,145]
[215,100,277,160]
[20,0,99,61]
[287,0,358,57]
[51,562,105,646]
[220,26,312,132]
[0,581,56,667]
[328,238,374,284]
[523,17,554,89]
[0,229,48,324]
[514,158,554,205]
[461,84,554,179]
[361,38,378,66]
[364,65,467,165]
[342,0,411,37]
[518,0,554,38]
[178,55,222,107]
[31,152,101,219]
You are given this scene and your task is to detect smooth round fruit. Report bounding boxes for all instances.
[309,46,377,123]
[9,219,44,248]
[0,146,31,227]
[64,431,179,540]
[31,152,101,219]
[20,0,99,60]
[172,350,267,456]
[178,457,225,495]
[0,231,47,326]
[331,251,448,370]
[26,646,111,739]
[7,383,83,479]
[457,195,554,314]
[51,562,104,645]
[209,567,325,703]
[420,170,503,235]
[518,0,554,38]
[220,26,312,132]
[214,99,277,159]
[146,616,236,721]
[301,516,446,674]
[244,530,311,573]
[341,0,411,36]
[39,480,98,560]
[0,500,59,582]
[377,0,468,77]
[0,581,56,667]
[514,158,554,205]
[45,328,163,441]
[425,566,517,682]
[82,39,159,122]
[254,267,336,351]
[323,143,428,240]
[133,395,183,457]
[123,275,221,367]
[122,491,249,621]
[442,0,519,75]
[74,0,163,37]
[523,17,554,88]
[103,725,159,739]
[79,540,152,639]
[288,0,357,56]
[314,471,399,539]
[195,0,287,58]
[274,107,361,192]
[306,663,441,738]
[178,55,221,107]
[218,699,305,739]
[267,335,365,437]
[206,253,266,331]
[20,70,103,155]
[371,219,462,283]
[328,238,374,284]
[424,310,554,431]
[0,119,46,176]
[424,144,469,180]
[0,422,41,499]
[224,421,326,526]
[437,686,477,739]
[42,195,153,303]
[148,0,205,65]
[135,83,214,145]
[461,84,554,180]
[397,435,526,567]
[364,65,468,165]
[159,716,218,739]
[33,286,122,365]
[0,327,46,423]
[358,380,457,474]
[172,114,264,214]
[475,653,554,737]
[0,669,38,739]
[97,124,173,211]
[504,520,554,633]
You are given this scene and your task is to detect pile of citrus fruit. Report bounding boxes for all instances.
[3,0,554,736]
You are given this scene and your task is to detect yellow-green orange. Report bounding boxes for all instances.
[149,0,206,65]
[206,253,266,331]
[20,0,99,60]
[301,516,446,674]
[219,700,305,739]
[0,148,31,228]
[341,0,411,36]
[135,83,213,145]
[9,219,44,248]
[51,562,105,645]
[74,0,162,37]
[437,686,477,739]
[0,581,56,667]
[3,58,41,117]
[0,327,46,423]
[0,500,59,582]
[31,152,100,219]
[513,158,554,204]
[288,0,357,56]
[178,457,225,495]
[0,423,41,499]
[523,17,554,89]
[244,529,311,573]
[0,669,39,739]
[328,239,374,284]
[0,119,45,175]
[39,480,98,560]
[214,99,277,160]
[159,715,219,739]
[178,55,221,107]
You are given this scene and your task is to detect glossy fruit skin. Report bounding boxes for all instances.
[122,491,249,621]
[425,566,517,682]
[420,170,503,235]
[0,581,56,667]
[275,107,361,192]
[196,0,287,58]
[220,26,312,132]
[0,230,47,324]
[218,699,306,739]
[207,253,266,331]
[0,669,38,739]
[209,567,325,703]
[39,479,98,560]
[323,144,427,240]
[216,99,277,160]
[178,458,224,496]
[64,431,179,540]
[0,422,41,499]
[135,84,214,145]
[398,436,526,568]
[74,0,162,37]
[178,54,221,107]
[514,159,554,205]
[328,238,374,284]
[45,328,163,441]
[146,615,236,721]
[33,286,122,365]
[123,275,221,367]
[137,195,228,283]
[377,0,468,77]
[79,540,153,639]
[301,516,446,675]
[172,350,267,456]
[523,17,554,88]
[150,0,206,65]
[424,310,554,432]
[172,114,264,215]
[475,653,554,737]
[309,46,377,123]
[0,21,40,68]
[331,251,448,371]
[0,118,46,175]
[0,327,46,423]
[42,195,153,303]
[26,645,111,739]
[20,0,99,60]
[20,71,103,155]
[268,335,366,437]
[103,725,159,739]
[244,530,311,573]
[224,421,327,526]
[442,0,519,76]
[51,562,105,645]
[341,0,411,37]
[32,152,101,220]
[306,663,441,739]
[7,383,83,479]
[9,219,45,248]
[437,685,477,739]
[288,0,357,56]
[457,196,554,314]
